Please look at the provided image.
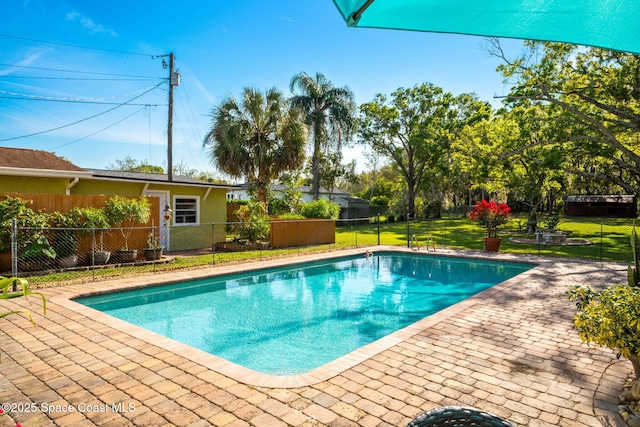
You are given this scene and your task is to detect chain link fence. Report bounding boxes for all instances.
[2,216,636,287]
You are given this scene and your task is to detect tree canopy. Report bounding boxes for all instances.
[494,40,640,197]
[290,72,357,200]
[202,87,307,204]
[359,83,491,218]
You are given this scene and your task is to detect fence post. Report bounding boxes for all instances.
[212,223,216,266]
[151,225,157,273]
[259,221,262,260]
[600,222,603,263]
[91,229,96,282]
[11,218,17,290]
[355,219,358,248]
[297,220,300,255]
[377,214,380,246]
[443,218,447,248]
[406,212,411,248]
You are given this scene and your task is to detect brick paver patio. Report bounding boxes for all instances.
[0,247,632,426]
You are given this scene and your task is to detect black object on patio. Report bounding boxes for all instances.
[407,406,515,427]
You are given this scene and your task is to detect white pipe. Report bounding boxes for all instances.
[66,177,80,195]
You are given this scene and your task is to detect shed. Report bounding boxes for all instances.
[334,196,370,219]
[564,195,637,217]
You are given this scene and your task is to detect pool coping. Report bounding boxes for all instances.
[51,246,550,389]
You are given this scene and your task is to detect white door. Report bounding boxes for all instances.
[144,190,171,250]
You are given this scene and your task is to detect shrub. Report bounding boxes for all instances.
[469,200,511,238]
[75,207,110,252]
[300,199,340,219]
[278,213,305,220]
[568,284,640,360]
[368,215,387,224]
[104,196,151,250]
[370,195,390,207]
[0,196,54,262]
[231,199,270,242]
[50,208,84,258]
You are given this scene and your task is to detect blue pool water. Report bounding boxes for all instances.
[77,253,531,375]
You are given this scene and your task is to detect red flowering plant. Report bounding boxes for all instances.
[469,200,511,238]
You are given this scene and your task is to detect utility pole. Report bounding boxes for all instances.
[167,52,180,181]
[153,52,180,181]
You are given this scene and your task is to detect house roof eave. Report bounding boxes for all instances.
[87,173,239,190]
[0,167,94,179]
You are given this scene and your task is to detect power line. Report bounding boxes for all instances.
[0,62,163,79]
[0,85,161,102]
[0,96,164,106]
[0,34,154,57]
[0,75,157,81]
[51,105,149,150]
[0,82,163,142]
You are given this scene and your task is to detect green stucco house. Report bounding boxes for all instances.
[0,146,237,251]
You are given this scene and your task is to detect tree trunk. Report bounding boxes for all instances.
[311,124,322,200]
[432,201,442,219]
[312,153,320,200]
[407,184,416,219]
[527,202,539,233]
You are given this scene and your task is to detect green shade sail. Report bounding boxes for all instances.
[331,0,640,54]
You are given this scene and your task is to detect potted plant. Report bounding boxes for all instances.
[104,196,151,263]
[568,284,640,379]
[469,200,511,251]
[50,208,84,268]
[0,196,55,271]
[19,235,56,271]
[76,207,111,265]
[143,229,164,261]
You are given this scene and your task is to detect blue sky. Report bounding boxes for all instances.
[1,0,524,176]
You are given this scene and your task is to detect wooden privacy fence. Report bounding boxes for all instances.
[0,193,160,219]
[270,219,335,249]
[0,193,160,271]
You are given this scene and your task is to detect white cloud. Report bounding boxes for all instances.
[66,11,117,37]
[0,49,48,76]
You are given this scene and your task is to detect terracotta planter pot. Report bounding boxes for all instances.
[483,237,502,252]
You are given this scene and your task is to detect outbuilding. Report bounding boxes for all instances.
[564,195,637,217]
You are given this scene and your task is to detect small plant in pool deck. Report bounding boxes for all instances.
[468,200,511,238]
[568,284,640,378]
[1,276,46,326]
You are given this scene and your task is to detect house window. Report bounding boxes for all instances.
[174,196,199,225]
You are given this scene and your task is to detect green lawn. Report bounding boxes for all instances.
[335,215,636,263]
[24,215,636,287]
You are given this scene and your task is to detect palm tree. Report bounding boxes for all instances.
[203,87,307,205]
[289,72,357,200]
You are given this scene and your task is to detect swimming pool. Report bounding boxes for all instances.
[76,252,531,376]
